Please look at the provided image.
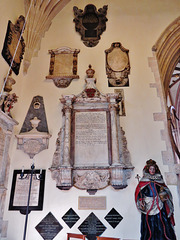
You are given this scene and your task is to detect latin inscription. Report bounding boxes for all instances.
[36,212,63,240]
[74,111,109,167]
[78,197,106,210]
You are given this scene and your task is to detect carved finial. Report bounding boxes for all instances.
[86,64,95,78]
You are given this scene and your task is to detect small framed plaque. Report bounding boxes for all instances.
[9,169,45,214]
[46,46,80,88]
[78,196,106,210]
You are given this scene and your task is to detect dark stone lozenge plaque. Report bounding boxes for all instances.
[62,208,80,228]
[35,212,63,240]
[104,208,123,228]
[78,212,106,240]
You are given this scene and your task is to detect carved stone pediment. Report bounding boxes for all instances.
[50,66,134,193]
[73,4,108,47]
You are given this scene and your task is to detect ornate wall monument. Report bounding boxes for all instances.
[0,110,18,238]
[73,4,108,47]
[105,42,130,87]
[50,66,134,193]
[46,47,80,88]
[16,96,51,158]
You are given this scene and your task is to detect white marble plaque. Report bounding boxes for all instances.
[13,174,40,206]
[78,196,106,210]
[74,111,109,167]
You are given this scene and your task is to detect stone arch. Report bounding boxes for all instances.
[148,17,180,196]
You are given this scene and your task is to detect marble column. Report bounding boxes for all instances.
[61,95,74,167]
[108,95,121,166]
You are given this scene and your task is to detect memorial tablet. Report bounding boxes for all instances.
[78,196,106,210]
[104,208,123,228]
[62,208,80,228]
[74,111,109,167]
[9,169,45,214]
[78,212,106,240]
[36,212,63,240]
[50,66,134,191]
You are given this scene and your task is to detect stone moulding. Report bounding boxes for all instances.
[46,47,80,88]
[50,66,134,193]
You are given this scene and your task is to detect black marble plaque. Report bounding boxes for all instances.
[104,208,123,229]
[78,212,106,240]
[62,208,80,228]
[35,212,63,240]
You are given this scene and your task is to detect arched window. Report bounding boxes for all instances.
[167,60,180,162]
[148,16,180,198]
